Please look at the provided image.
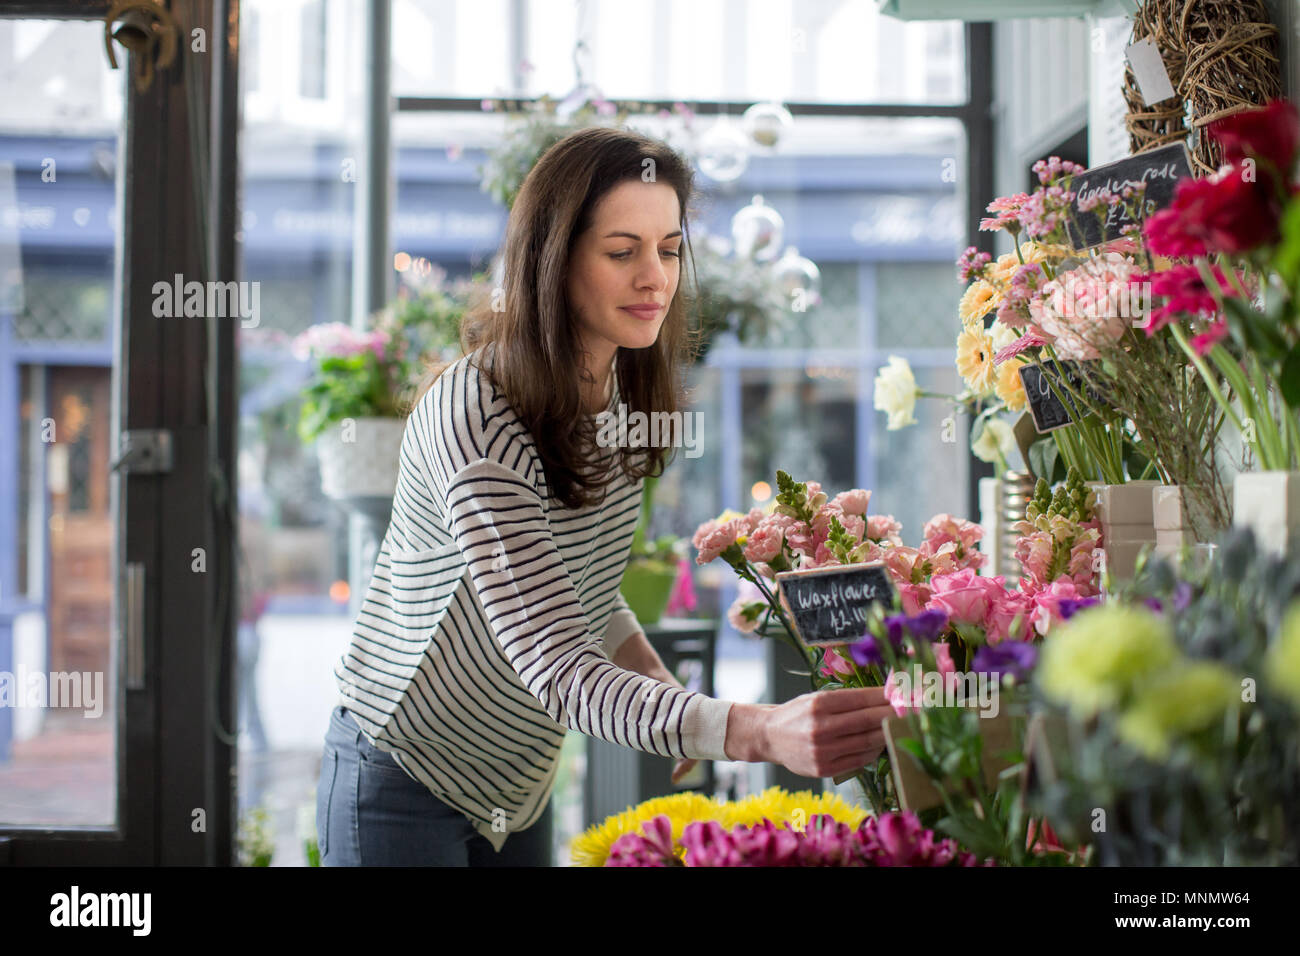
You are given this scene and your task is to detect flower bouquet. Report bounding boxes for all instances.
[693,468,1102,852]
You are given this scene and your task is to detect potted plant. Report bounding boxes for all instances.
[293,271,474,500]
[619,475,683,626]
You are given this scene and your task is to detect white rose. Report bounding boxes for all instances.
[873,355,920,431]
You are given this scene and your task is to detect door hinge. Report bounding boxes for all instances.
[111,429,173,475]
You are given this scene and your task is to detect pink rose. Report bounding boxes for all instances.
[984,588,1035,645]
[830,489,872,516]
[928,569,1005,626]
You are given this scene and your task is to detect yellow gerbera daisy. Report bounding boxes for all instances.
[958,280,1001,328]
[994,357,1028,412]
[986,252,1022,289]
[956,328,997,395]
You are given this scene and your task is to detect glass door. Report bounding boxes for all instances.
[1,0,238,864]
[0,16,134,847]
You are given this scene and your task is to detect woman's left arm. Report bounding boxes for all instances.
[612,632,699,783]
[610,630,676,686]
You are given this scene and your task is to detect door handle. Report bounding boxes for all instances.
[125,562,145,690]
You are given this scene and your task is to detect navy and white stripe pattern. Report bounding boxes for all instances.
[334,348,732,850]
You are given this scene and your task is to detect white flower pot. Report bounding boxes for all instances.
[316,416,407,499]
[1233,471,1300,557]
[1086,480,1158,583]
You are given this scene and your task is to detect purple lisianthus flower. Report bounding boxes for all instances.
[971,640,1038,682]
[1173,580,1193,612]
[1057,596,1101,621]
[1144,596,1164,613]
[849,635,885,668]
[884,608,949,646]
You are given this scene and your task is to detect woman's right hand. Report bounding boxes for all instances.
[724,688,894,779]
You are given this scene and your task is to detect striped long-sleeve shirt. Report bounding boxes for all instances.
[333,347,734,850]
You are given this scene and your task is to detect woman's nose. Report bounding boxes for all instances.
[636,252,668,291]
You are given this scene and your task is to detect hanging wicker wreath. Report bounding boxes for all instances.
[1123,0,1282,174]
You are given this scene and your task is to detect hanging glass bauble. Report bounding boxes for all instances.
[772,246,821,305]
[743,101,793,148]
[696,118,750,182]
[731,195,785,262]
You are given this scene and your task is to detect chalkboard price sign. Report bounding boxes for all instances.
[1018,360,1106,433]
[776,563,896,648]
[1065,142,1194,250]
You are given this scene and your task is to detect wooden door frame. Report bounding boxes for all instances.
[0,0,240,866]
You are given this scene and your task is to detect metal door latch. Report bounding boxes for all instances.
[110,429,173,475]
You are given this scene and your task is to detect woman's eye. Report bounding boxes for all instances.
[608,250,680,260]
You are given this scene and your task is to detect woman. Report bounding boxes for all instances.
[316,126,893,866]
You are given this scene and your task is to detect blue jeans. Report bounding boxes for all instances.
[315,705,553,866]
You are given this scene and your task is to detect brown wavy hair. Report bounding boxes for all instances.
[417,125,703,510]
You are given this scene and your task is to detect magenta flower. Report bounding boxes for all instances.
[605,815,681,867]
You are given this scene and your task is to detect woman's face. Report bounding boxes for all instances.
[566,179,682,366]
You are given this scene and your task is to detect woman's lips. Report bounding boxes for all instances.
[620,305,663,320]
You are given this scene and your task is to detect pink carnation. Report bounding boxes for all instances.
[743,519,786,563]
[865,514,903,544]
[693,517,747,565]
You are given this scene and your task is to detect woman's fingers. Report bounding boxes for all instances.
[816,704,899,739]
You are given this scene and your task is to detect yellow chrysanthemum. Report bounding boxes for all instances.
[569,786,869,866]
[718,786,868,830]
[958,280,1001,328]
[956,328,997,395]
[569,791,722,867]
[994,357,1028,412]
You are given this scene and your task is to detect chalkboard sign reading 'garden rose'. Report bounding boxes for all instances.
[776,563,895,648]
[1066,143,1194,250]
